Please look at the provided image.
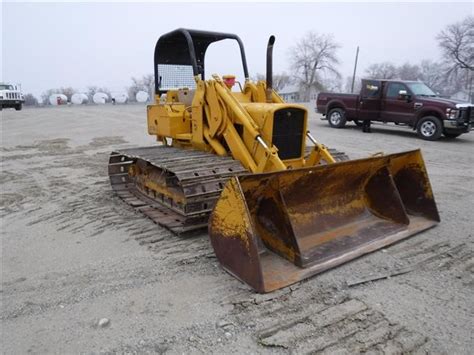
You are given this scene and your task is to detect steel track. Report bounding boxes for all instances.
[109,145,348,234]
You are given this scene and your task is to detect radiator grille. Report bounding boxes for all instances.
[272,108,305,160]
[5,93,20,99]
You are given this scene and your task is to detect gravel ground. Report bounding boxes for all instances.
[1,103,473,354]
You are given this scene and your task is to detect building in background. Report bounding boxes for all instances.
[278,85,301,103]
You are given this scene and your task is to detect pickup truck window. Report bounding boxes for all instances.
[406,82,437,97]
[386,83,407,98]
[362,80,381,98]
[0,85,14,90]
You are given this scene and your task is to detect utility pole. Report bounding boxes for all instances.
[469,69,473,103]
[351,46,360,93]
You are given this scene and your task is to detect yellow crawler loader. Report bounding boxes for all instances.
[109,29,439,293]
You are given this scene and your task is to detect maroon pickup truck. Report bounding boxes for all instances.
[316,79,474,140]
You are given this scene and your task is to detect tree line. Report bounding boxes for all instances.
[26,80,154,106]
[26,16,472,105]
[359,16,473,97]
[261,16,473,101]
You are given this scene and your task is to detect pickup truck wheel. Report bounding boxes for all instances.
[328,108,347,128]
[444,132,461,139]
[417,116,442,141]
[15,104,22,111]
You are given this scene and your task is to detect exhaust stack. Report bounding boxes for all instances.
[266,35,275,103]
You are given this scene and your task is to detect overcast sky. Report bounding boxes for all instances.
[2,1,473,97]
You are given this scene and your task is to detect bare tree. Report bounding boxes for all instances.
[23,93,38,106]
[272,73,292,92]
[419,60,446,94]
[252,72,292,92]
[289,32,341,101]
[344,75,361,93]
[87,86,111,101]
[128,78,144,102]
[437,16,474,73]
[437,17,473,98]
[319,72,343,93]
[87,86,99,98]
[142,74,155,97]
[365,62,397,79]
[397,63,421,80]
[364,59,461,97]
[58,87,75,101]
[40,88,60,105]
[252,73,266,82]
[127,74,154,102]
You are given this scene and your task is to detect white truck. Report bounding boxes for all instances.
[0,83,25,111]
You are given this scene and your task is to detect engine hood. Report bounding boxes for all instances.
[417,96,472,108]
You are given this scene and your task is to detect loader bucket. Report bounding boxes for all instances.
[209,149,439,293]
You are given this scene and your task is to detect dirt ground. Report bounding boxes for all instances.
[1,104,473,354]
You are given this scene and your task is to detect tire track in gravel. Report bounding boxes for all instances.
[2,137,214,271]
[391,240,474,277]
[1,260,165,322]
[2,136,457,354]
[224,284,429,354]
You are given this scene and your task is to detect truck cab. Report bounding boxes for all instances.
[317,79,474,140]
[0,83,24,111]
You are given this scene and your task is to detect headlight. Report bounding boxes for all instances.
[446,108,459,119]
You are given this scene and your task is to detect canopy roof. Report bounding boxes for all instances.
[153,28,249,93]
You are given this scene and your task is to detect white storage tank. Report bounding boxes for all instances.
[71,93,89,105]
[136,91,149,103]
[111,92,128,104]
[49,94,68,105]
[93,92,109,104]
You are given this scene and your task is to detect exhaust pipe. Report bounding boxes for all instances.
[266,35,275,103]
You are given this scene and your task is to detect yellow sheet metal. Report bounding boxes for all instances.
[209,150,439,293]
